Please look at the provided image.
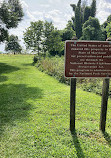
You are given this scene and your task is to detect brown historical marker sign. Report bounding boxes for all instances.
[65,40,111,78]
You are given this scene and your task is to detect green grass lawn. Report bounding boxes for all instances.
[0,54,111,158]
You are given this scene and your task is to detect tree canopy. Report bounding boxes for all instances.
[81,17,105,40]
[23,21,65,56]
[5,35,22,54]
[0,0,24,43]
[23,20,43,54]
[61,20,75,41]
[70,0,96,39]
[106,22,111,38]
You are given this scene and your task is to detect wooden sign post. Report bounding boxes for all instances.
[100,78,109,132]
[65,39,111,132]
[70,77,76,131]
[70,37,77,132]
[100,38,111,132]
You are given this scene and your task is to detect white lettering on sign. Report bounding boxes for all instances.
[65,41,111,78]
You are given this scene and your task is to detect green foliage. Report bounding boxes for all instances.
[33,53,46,64]
[101,14,111,40]
[47,30,64,56]
[101,14,111,29]
[74,1,82,38]
[5,35,22,54]
[61,20,76,41]
[79,78,103,95]
[83,6,91,23]
[70,0,97,39]
[42,21,54,53]
[106,22,111,38]
[83,16,100,29]
[101,25,107,41]
[0,0,24,42]
[82,17,105,40]
[0,28,9,42]
[70,4,76,11]
[23,20,43,54]
[0,0,24,28]
[90,0,96,17]
[36,56,67,83]
[23,20,64,56]
[62,29,74,41]
[107,15,111,23]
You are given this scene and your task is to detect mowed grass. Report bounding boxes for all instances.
[0,54,111,158]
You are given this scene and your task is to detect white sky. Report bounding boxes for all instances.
[0,0,111,52]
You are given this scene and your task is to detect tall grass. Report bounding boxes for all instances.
[36,56,68,83]
[36,55,111,97]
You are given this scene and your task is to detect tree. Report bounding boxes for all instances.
[90,0,96,17]
[102,14,111,29]
[70,4,76,12]
[106,22,111,38]
[43,22,64,56]
[23,20,64,56]
[61,20,75,41]
[107,15,111,23]
[46,29,64,56]
[0,28,8,42]
[74,0,82,38]
[0,0,24,43]
[83,6,91,23]
[82,17,105,40]
[42,21,54,53]
[101,25,107,41]
[70,0,97,39]
[5,35,22,54]
[70,0,83,38]
[23,20,43,54]
[100,14,111,40]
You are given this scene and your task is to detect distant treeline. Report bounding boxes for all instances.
[23,0,111,56]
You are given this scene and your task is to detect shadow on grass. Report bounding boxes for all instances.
[0,76,8,82]
[0,84,43,135]
[0,63,20,74]
[0,63,20,82]
[71,130,85,158]
[103,132,111,146]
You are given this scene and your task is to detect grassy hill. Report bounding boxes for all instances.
[0,54,111,157]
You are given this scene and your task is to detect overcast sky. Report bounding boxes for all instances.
[0,0,111,52]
